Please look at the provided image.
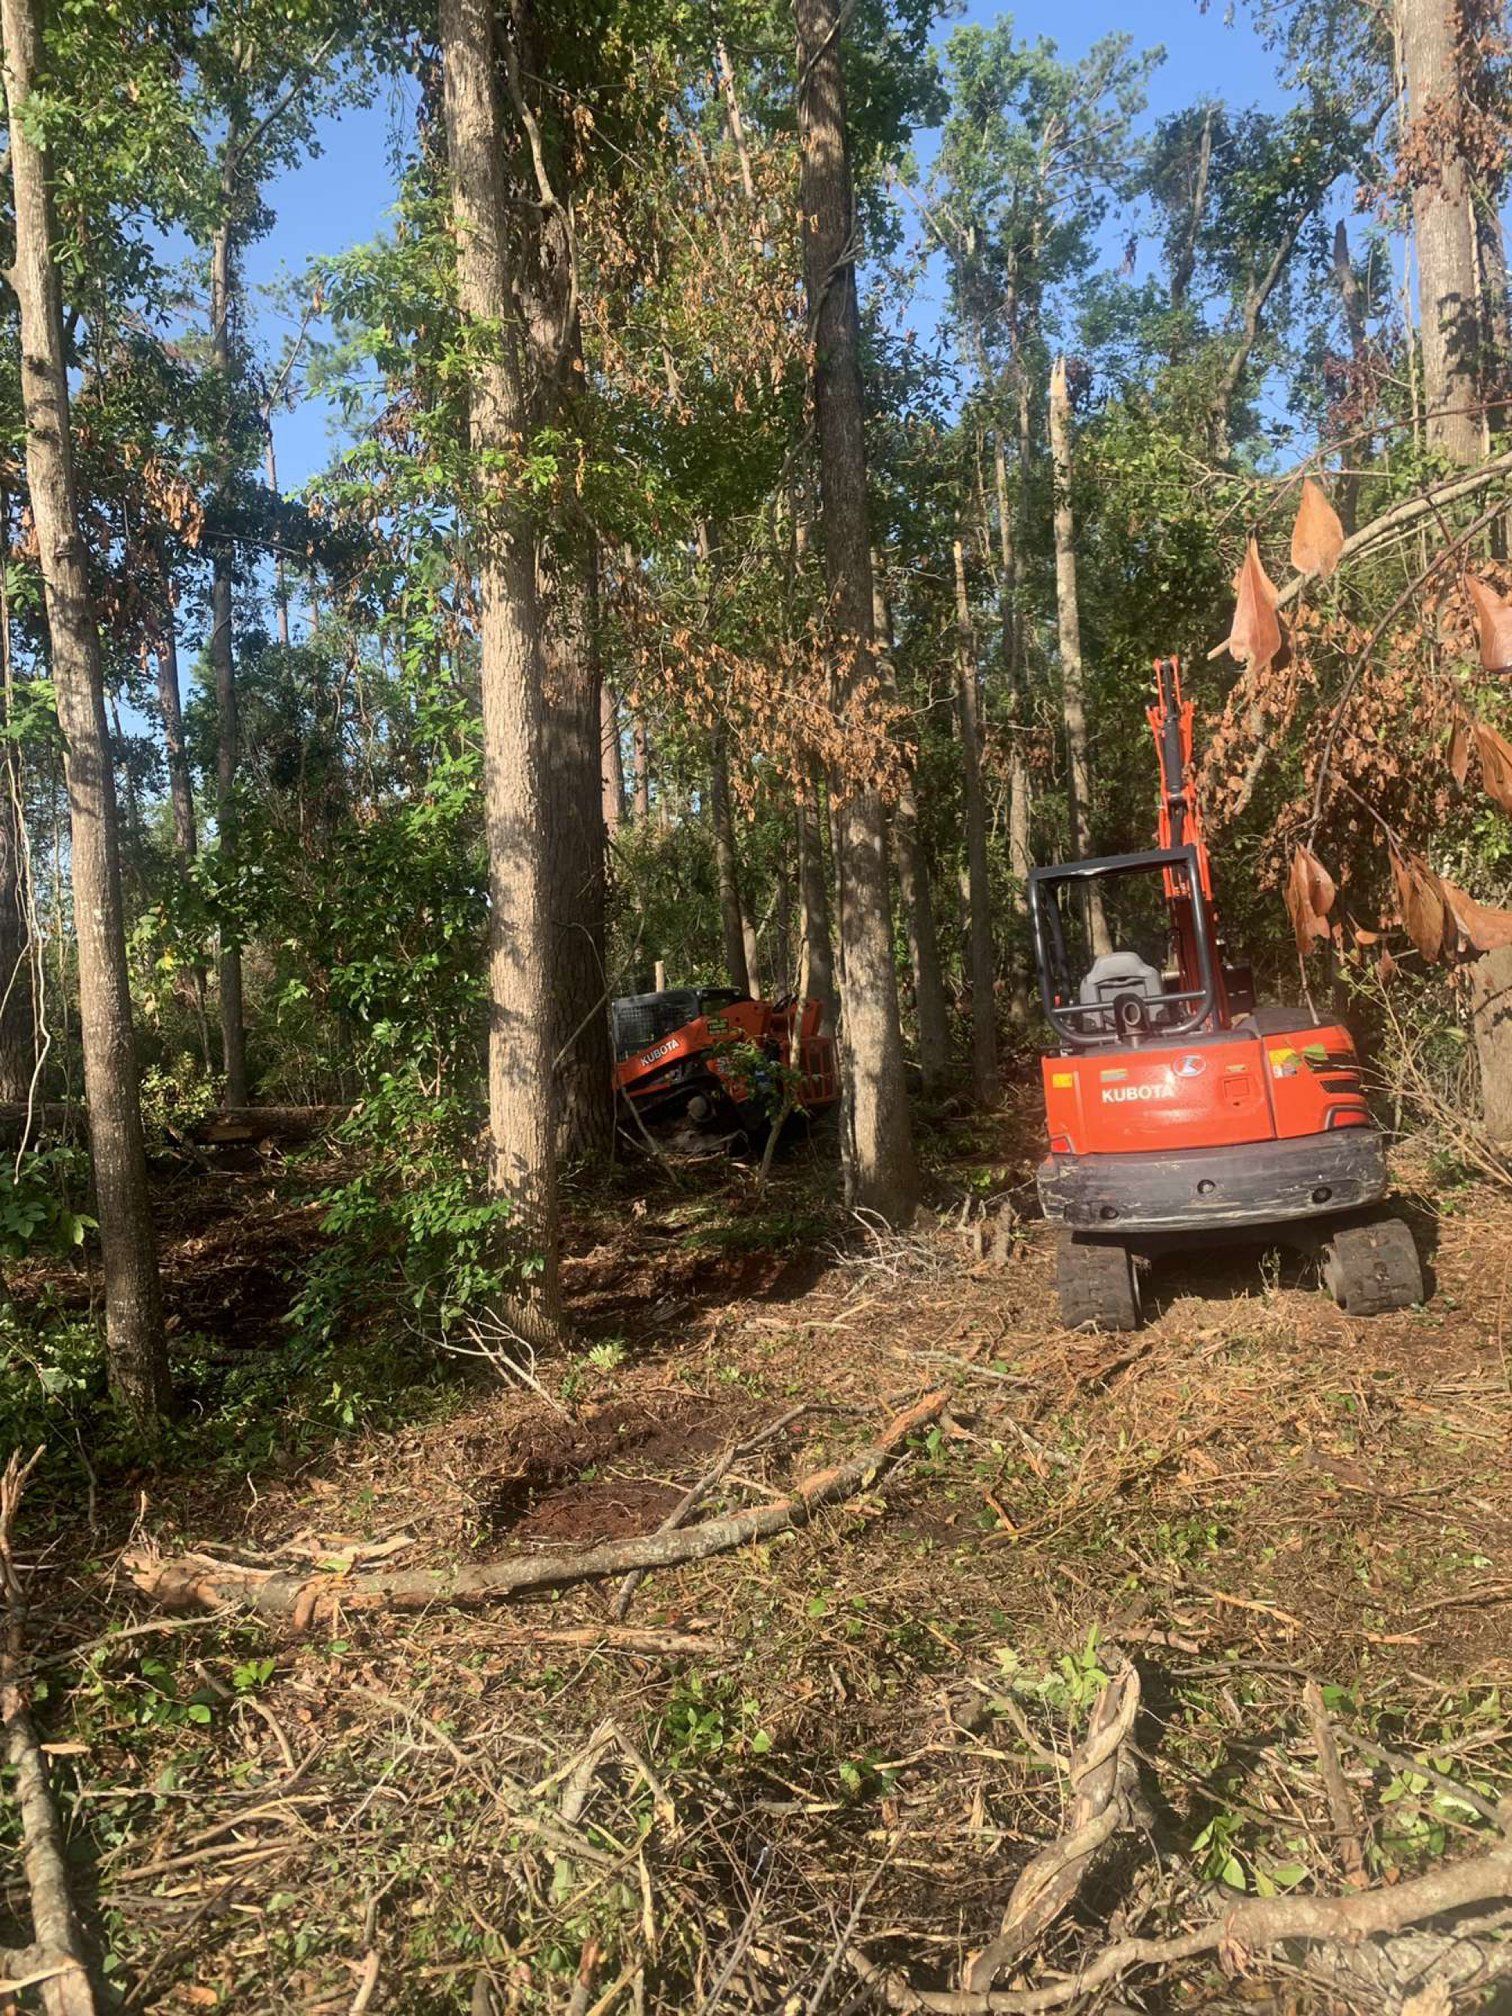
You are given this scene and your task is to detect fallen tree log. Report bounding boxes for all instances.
[1,1453,96,2016]
[853,1838,1512,2015]
[0,1103,347,1149]
[124,1390,947,1629]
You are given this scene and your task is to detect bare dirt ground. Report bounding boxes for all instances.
[6,1100,1512,2014]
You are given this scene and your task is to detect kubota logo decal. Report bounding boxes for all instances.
[1174,1054,1207,1077]
[1100,1081,1177,1103]
[636,1038,680,1065]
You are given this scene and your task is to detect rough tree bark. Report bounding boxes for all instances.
[992,428,1033,1023]
[796,0,917,1224]
[710,717,754,994]
[952,536,998,1105]
[207,164,248,1106]
[698,521,758,994]
[0,787,31,1107]
[1332,222,1370,534]
[504,8,614,1169]
[1396,1,1511,1119]
[2,0,169,1418]
[797,788,837,1030]
[630,714,651,820]
[1048,356,1111,959]
[543,546,613,1164]
[873,564,948,1098]
[438,0,560,1319]
[0,486,34,1105]
[1399,0,1482,464]
[601,681,625,836]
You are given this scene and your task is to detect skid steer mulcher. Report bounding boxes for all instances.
[1032,657,1424,1331]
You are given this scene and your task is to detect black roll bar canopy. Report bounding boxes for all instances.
[1028,844,1219,1048]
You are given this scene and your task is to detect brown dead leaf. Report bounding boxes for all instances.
[1284,845,1336,956]
[1226,537,1284,675]
[1441,878,1512,953]
[1448,709,1471,788]
[1468,576,1512,674]
[1290,477,1344,579]
[1474,718,1512,812]
[1378,946,1398,982]
[1390,849,1455,964]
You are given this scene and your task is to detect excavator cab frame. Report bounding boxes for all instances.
[1028,845,1219,1047]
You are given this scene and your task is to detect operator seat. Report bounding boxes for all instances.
[1079,950,1165,1036]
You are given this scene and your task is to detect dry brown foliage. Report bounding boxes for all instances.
[1290,477,1344,579]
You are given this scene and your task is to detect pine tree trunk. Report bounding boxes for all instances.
[0,791,31,1106]
[149,552,197,861]
[0,487,34,1105]
[1399,0,1482,464]
[601,681,625,836]
[797,787,836,1031]
[952,536,998,1104]
[1048,356,1111,960]
[710,719,752,995]
[208,187,248,1105]
[2,0,169,1417]
[873,565,948,1097]
[796,0,917,1225]
[631,715,651,820]
[992,428,1032,892]
[439,0,560,1322]
[265,426,291,648]
[544,543,613,1165]
[1473,947,1512,1141]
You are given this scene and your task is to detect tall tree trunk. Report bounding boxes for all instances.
[714,39,756,202]
[1332,222,1370,534]
[1048,356,1111,959]
[1169,106,1213,320]
[710,719,752,995]
[796,787,836,1029]
[873,565,948,1097]
[796,0,917,1225]
[698,519,758,993]
[264,424,290,648]
[0,789,30,1106]
[147,554,212,1068]
[1399,0,1482,464]
[1398,0,1510,1111]
[992,429,1033,1024]
[2,0,169,1418]
[208,178,248,1105]
[544,543,613,1164]
[1473,949,1512,1141]
[439,0,560,1323]
[149,545,197,860]
[952,536,998,1105]
[630,714,651,820]
[601,680,625,836]
[0,485,34,1106]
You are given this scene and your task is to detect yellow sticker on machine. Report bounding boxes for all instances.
[1051,1072,1074,1088]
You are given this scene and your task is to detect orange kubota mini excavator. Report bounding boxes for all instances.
[1032,657,1423,1330]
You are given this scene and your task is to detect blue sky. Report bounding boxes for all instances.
[250,0,1288,494]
